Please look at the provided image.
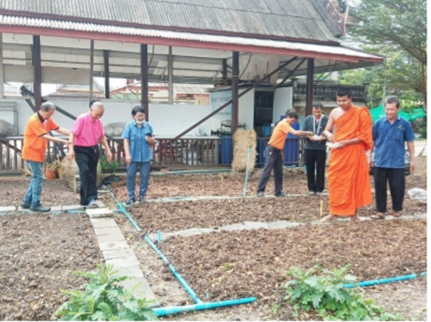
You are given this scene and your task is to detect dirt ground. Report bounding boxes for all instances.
[116,217,427,321]
[0,213,103,320]
[0,178,80,207]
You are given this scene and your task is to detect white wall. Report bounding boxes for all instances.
[2,98,215,137]
[273,86,293,123]
[238,88,254,130]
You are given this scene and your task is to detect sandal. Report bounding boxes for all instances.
[393,212,402,219]
[371,213,385,220]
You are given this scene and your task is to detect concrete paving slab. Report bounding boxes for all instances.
[18,207,32,213]
[148,232,176,242]
[117,265,144,278]
[243,221,269,229]
[267,220,292,229]
[415,213,427,219]
[0,206,16,213]
[62,205,85,211]
[105,255,141,269]
[86,208,113,218]
[50,206,62,212]
[94,226,123,236]
[96,233,126,243]
[220,223,247,231]
[120,278,160,307]
[91,217,118,228]
[175,228,202,237]
[102,248,135,260]
[198,228,218,234]
[98,240,130,251]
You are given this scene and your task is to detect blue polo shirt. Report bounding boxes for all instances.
[372,116,415,168]
[122,121,153,162]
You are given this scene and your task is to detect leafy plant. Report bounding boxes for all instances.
[55,263,157,321]
[282,265,402,321]
[100,154,119,174]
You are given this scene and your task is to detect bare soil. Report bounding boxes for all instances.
[0,178,80,207]
[0,213,103,320]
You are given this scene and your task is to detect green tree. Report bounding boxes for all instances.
[346,0,427,109]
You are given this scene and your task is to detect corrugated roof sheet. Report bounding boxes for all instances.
[0,0,341,43]
[0,15,383,63]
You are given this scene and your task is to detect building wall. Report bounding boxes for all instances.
[273,87,293,123]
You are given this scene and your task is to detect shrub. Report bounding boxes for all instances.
[282,265,402,321]
[55,263,157,321]
[100,154,119,174]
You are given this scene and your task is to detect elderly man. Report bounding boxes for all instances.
[21,101,71,212]
[67,100,112,208]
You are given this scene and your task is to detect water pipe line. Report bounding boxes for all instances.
[343,272,427,289]
[105,186,141,232]
[242,146,252,197]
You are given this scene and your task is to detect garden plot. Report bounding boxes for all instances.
[110,156,427,200]
[0,178,80,207]
[0,213,103,320]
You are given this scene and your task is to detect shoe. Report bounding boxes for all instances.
[20,202,31,209]
[138,198,147,204]
[30,204,51,212]
[257,191,264,198]
[308,191,315,195]
[87,199,99,208]
[275,192,287,197]
[124,199,135,206]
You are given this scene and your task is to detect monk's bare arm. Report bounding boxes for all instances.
[322,111,335,142]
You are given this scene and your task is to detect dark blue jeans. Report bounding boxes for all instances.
[23,161,44,207]
[126,161,151,201]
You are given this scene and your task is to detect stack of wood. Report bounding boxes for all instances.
[231,129,257,172]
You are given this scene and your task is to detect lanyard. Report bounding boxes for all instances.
[313,116,323,134]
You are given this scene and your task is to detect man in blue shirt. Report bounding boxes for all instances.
[369,96,415,219]
[122,105,156,205]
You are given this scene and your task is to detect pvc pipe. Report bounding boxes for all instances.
[157,230,162,243]
[343,272,427,289]
[143,235,202,303]
[153,297,256,317]
[242,147,252,197]
[106,187,142,231]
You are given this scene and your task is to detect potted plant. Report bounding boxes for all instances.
[100,154,120,185]
[44,158,61,180]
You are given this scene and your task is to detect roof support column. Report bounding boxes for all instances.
[140,44,149,121]
[222,59,228,82]
[168,46,173,104]
[89,40,94,100]
[306,58,314,116]
[231,51,239,135]
[103,50,110,99]
[32,36,42,111]
[0,33,4,99]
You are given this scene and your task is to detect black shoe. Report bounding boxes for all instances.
[257,191,264,197]
[275,192,287,197]
[20,202,31,209]
[124,199,135,206]
[30,204,51,212]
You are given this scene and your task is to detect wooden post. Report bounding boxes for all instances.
[103,50,110,99]
[168,46,173,104]
[33,36,42,111]
[231,52,239,134]
[89,40,94,100]
[222,59,228,82]
[306,58,314,116]
[140,44,149,121]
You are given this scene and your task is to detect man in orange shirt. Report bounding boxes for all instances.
[257,110,313,197]
[321,89,373,222]
[21,102,71,212]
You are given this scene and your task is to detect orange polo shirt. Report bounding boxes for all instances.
[268,120,293,150]
[22,113,60,162]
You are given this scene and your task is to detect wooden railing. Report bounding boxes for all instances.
[294,83,367,102]
[0,136,303,174]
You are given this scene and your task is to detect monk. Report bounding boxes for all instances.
[321,88,373,222]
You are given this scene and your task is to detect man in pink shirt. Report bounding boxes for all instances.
[67,100,112,207]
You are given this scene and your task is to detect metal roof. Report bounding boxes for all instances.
[0,0,340,43]
[0,15,382,63]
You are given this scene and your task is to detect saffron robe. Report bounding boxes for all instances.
[328,106,373,215]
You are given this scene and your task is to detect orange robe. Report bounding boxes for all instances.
[328,106,373,216]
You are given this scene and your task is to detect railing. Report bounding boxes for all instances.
[293,83,367,102]
[0,136,303,174]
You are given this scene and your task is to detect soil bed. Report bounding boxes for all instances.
[0,213,103,320]
[0,178,80,207]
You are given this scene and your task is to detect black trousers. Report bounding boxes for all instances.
[257,145,283,195]
[74,145,99,206]
[305,149,326,193]
[373,167,405,212]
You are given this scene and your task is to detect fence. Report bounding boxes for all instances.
[0,136,304,174]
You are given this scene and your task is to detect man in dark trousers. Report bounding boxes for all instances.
[257,109,313,197]
[369,95,415,220]
[303,102,328,195]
